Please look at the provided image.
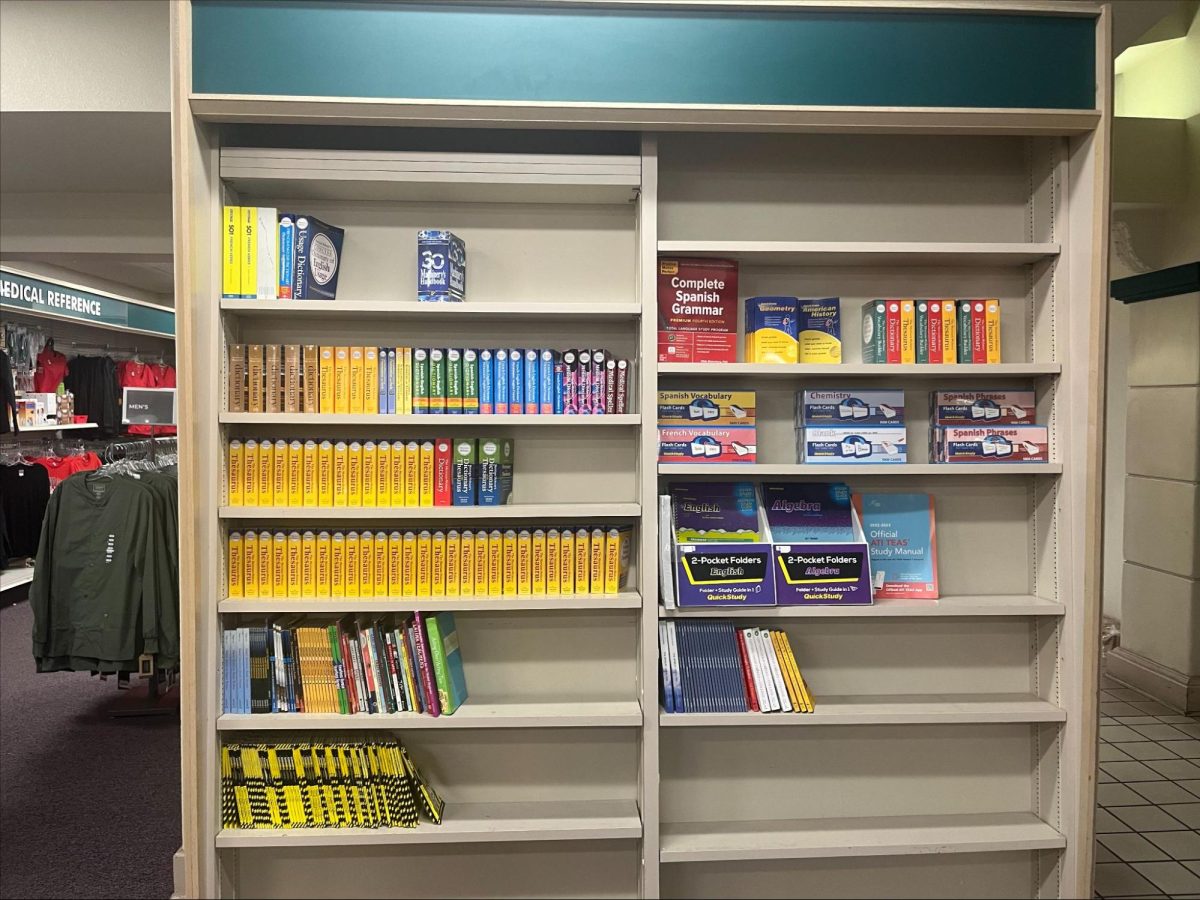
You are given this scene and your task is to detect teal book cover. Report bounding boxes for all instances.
[430,612,469,714]
[852,493,938,600]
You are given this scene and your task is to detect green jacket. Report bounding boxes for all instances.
[30,471,179,672]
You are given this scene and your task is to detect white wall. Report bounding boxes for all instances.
[1103,2,1200,623]
[0,0,169,113]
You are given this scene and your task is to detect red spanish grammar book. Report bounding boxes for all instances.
[657,258,738,363]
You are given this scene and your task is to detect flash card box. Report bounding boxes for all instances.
[800,426,907,463]
[658,391,755,426]
[931,390,1036,426]
[798,389,905,426]
[659,426,757,463]
[938,425,1048,463]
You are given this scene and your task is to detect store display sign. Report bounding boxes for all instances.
[123,388,177,426]
[0,270,175,337]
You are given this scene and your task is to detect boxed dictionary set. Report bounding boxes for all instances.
[862,298,1001,364]
[663,481,873,607]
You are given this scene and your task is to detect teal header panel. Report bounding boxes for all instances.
[192,2,1096,110]
[0,271,175,337]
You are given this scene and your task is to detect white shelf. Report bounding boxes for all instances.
[219,412,640,426]
[658,362,1060,378]
[659,812,1065,863]
[218,299,642,319]
[219,592,642,613]
[660,595,1064,618]
[659,463,1062,476]
[0,566,35,592]
[656,240,1060,267]
[659,694,1065,726]
[7,422,97,434]
[220,147,641,205]
[215,799,642,848]
[218,700,643,730]
[218,502,640,520]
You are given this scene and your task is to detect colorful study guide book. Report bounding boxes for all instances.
[852,492,938,600]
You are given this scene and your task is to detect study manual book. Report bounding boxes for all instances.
[852,492,939,600]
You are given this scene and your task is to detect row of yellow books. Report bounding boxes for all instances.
[228,438,461,508]
[221,740,442,829]
[227,526,632,599]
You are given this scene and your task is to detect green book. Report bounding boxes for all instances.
[915,301,929,364]
[428,348,446,413]
[423,612,468,715]
[412,348,430,413]
[957,301,974,364]
[327,625,349,714]
[861,300,887,364]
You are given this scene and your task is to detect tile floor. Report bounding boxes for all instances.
[1093,674,1200,900]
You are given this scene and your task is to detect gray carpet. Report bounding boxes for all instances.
[0,599,180,899]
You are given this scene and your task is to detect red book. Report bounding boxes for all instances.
[433,438,452,506]
[971,301,987,363]
[657,257,738,363]
[358,631,378,713]
[928,301,944,364]
[411,612,442,717]
[734,629,759,712]
[884,299,902,364]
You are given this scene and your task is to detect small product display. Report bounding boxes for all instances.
[222,613,468,716]
[800,427,907,463]
[664,481,874,608]
[797,389,904,425]
[930,390,1035,425]
[417,230,467,302]
[225,437,511,507]
[657,390,756,462]
[225,525,631,599]
[658,425,757,462]
[220,739,443,828]
[221,206,345,300]
[670,481,762,542]
[862,298,1000,364]
[659,620,814,714]
[930,389,1047,462]
[761,482,855,543]
[852,492,939,599]
[657,257,738,363]
[935,425,1049,463]
[796,390,906,463]
[226,344,630,416]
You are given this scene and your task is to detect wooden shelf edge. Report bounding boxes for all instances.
[218,700,644,730]
[215,799,642,848]
[659,595,1065,618]
[658,812,1065,863]
[659,696,1066,726]
[219,593,643,612]
[658,463,1063,476]
[218,503,642,520]
[218,413,641,426]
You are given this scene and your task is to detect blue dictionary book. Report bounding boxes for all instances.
[292,215,345,300]
[761,482,855,543]
[852,493,939,600]
[670,482,761,542]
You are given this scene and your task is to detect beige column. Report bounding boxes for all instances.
[1108,290,1200,712]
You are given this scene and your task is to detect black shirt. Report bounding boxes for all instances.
[0,462,50,559]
